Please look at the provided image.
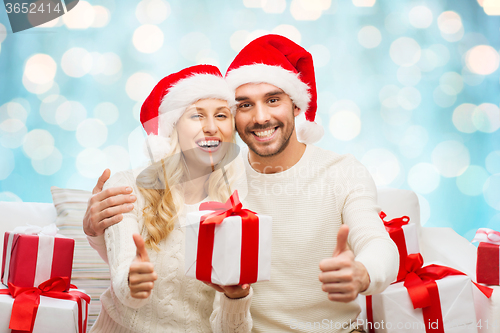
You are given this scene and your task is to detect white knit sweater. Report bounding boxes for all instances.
[240,144,399,333]
[87,170,253,333]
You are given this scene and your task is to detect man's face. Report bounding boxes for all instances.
[234,83,300,158]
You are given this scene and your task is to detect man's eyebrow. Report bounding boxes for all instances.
[235,90,284,102]
[264,90,284,98]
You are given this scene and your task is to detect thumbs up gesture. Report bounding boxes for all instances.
[128,234,158,299]
[318,225,370,303]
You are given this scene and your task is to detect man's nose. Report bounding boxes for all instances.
[253,102,271,124]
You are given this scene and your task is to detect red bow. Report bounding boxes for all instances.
[0,277,90,333]
[196,191,260,284]
[379,211,410,231]
[199,190,256,224]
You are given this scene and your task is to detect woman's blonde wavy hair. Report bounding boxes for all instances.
[137,122,238,251]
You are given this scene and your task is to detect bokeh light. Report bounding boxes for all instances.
[485,151,500,174]
[358,26,382,49]
[31,147,63,176]
[472,103,500,133]
[397,87,421,110]
[94,102,119,125]
[76,119,108,148]
[63,1,95,29]
[431,140,470,177]
[0,119,27,149]
[56,101,88,131]
[103,145,131,173]
[263,0,286,13]
[439,72,463,95]
[272,25,301,44]
[180,32,211,61]
[452,103,477,133]
[352,0,376,7]
[408,163,440,194]
[433,85,457,108]
[408,6,433,29]
[390,37,421,67]
[136,0,171,24]
[61,47,93,78]
[329,111,361,141]
[361,149,401,186]
[466,45,500,75]
[456,165,489,196]
[133,24,164,54]
[0,146,15,180]
[24,54,57,85]
[22,129,55,160]
[0,23,6,44]
[91,5,111,28]
[483,174,500,210]
[290,0,329,20]
[126,72,157,102]
[76,148,107,179]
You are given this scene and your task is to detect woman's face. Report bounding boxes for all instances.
[176,98,234,171]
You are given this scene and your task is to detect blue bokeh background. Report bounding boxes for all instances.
[0,0,499,240]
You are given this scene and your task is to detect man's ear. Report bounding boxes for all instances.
[293,104,301,117]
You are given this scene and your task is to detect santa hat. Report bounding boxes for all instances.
[140,64,236,161]
[225,34,323,144]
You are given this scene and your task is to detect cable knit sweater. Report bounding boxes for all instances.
[87,170,253,333]
[240,144,399,333]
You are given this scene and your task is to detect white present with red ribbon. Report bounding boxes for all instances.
[0,277,90,333]
[472,228,500,285]
[185,191,272,286]
[1,224,75,291]
[380,211,420,282]
[359,254,493,333]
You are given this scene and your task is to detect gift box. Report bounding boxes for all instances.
[380,211,420,282]
[2,224,75,291]
[358,254,493,333]
[0,277,90,333]
[185,191,272,286]
[472,228,500,286]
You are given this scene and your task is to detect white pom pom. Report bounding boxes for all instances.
[297,121,324,144]
[143,134,171,162]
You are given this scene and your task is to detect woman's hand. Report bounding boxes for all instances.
[205,282,251,299]
[129,234,157,299]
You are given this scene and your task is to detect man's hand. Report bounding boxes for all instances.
[318,225,370,303]
[129,234,157,299]
[205,282,251,299]
[83,169,137,237]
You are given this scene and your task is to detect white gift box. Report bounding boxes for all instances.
[358,275,478,333]
[185,210,272,286]
[0,284,88,333]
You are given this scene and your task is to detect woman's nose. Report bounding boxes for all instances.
[202,118,218,134]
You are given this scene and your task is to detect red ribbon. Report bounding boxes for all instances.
[379,211,411,281]
[196,190,260,284]
[365,253,493,333]
[0,277,90,333]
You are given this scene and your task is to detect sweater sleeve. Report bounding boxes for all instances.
[341,157,399,295]
[86,234,108,264]
[103,172,150,309]
[210,287,253,332]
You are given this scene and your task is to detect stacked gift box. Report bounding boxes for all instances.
[0,224,90,333]
[355,210,497,333]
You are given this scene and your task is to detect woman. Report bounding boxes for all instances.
[88,65,252,332]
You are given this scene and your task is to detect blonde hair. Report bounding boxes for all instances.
[137,126,238,251]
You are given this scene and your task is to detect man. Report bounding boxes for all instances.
[85,35,398,332]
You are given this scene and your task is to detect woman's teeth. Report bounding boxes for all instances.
[197,140,220,148]
[254,128,276,138]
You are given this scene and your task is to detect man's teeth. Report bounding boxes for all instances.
[198,140,220,148]
[254,128,276,138]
